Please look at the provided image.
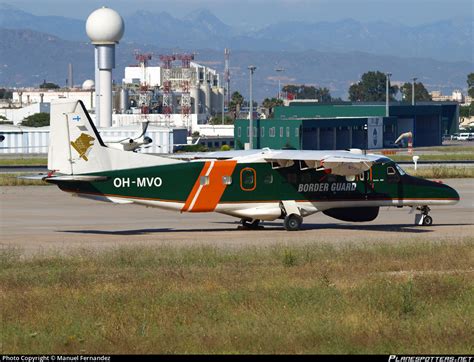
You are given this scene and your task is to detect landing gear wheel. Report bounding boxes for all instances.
[422,215,433,226]
[284,214,303,231]
[240,219,262,230]
[415,205,433,226]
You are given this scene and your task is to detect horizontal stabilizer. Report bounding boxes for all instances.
[18,174,48,180]
[45,175,108,183]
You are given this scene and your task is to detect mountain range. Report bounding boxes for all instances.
[0,3,472,100]
[1,3,472,62]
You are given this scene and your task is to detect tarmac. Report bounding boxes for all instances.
[1,178,473,256]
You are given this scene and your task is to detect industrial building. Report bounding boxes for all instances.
[234,102,459,150]
[1,7,232,154]
[0,124,186,154]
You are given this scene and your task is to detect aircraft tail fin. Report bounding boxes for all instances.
[48,100,111,175]
[48,100,181,175]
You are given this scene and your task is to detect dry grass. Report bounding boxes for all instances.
[0,173,49,186]
[390,153,474,162]
[404,166,474,178]
[1,240,473,354]
[0,158,47,166]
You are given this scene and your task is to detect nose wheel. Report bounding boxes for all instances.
[415,206,433,226]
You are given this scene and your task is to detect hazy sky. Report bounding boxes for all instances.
[7,0,474,27]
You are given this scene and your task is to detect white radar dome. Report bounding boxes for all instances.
[82,79,95,90]
[86,7,124,44]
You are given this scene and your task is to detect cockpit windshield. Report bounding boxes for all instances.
[395,163,406,175]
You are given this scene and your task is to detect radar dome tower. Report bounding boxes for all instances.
[86,7,124,127]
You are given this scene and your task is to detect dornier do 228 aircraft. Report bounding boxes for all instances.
[42,100,459,231]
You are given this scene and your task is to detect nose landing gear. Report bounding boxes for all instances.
[415,205,433,226]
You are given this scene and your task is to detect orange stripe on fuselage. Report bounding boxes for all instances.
[181,161,212,212]
[182,160,237,213]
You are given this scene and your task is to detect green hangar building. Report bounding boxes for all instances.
[234,102,459,150]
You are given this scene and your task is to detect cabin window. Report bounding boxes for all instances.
[269,127,275,137]
[264,174,273,184]
[280,127,284,137]
[286,127,290,138]
[246,127,250,137]
[238,127,241,137]
[200,175,209,186]
[222,176,232,185]
[261,127,265,137]
[387,167,396,176]
[295,127,299,138]
[240,168,256,191]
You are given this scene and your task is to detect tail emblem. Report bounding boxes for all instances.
[71,133,95,161]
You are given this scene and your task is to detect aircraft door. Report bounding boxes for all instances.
[362,168,376,197]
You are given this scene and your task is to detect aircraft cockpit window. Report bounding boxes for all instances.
[387,167,396,176]
[222,176,232,185]
[200,175,210,186]
[395,164,406,175]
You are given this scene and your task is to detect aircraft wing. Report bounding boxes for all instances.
[167,148,389,176]
[263,150,389,176]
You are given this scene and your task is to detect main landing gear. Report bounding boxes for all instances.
[283,214,303,232]
[280,200,303,231]
[414,205,433,226]
[239,219,263,230]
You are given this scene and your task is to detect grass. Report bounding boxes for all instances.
[1,241,473,354]
[419,146,474,153]
[0,158,47,166]
[404,166,474,178]
[390,153,474,162]
[0,173,49,186]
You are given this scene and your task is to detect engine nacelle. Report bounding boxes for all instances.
[323,207,379,222]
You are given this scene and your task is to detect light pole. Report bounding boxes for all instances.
[248,65,257,149]
[412,77,417,106]
[385,72,392,117]
[275,67,284,100]
[364,123,368,155]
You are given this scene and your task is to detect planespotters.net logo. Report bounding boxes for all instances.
[389,356,473,362]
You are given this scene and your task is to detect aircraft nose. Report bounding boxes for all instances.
[440,182,460,204]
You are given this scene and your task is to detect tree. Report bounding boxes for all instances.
[467,73,474,98]
[261,97,284,118]
[0,88,12,99]
[460,106,471,118]
[21,113,50,127]
[400,82,431,102]
[209,115,234,125]
[39,81,60,89]
[281,85,332,102]
[348,71,398,102]
[229,91,244,118]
